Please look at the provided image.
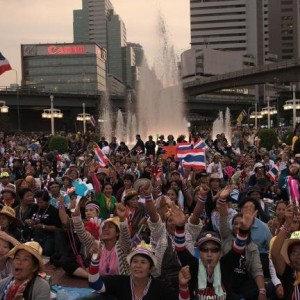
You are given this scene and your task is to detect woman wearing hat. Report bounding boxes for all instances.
[0,241,50,299]
[271,204,300,299]
[0,206,22,240]
[77,241,188,300]
[1,184,17,208]
[72,202,131,277]
[123,188,146,238]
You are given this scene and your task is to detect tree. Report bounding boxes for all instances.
[48,135,68,154]
[258,129,278,150]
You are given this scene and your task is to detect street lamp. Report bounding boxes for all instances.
[283,85,299,128]
[260,96,277,128]
[0,101,9,113]
[76,103,91,134]
[41,95,63,135]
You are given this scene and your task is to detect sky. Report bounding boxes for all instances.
[0,0,190,87]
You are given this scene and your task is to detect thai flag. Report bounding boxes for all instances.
[178,159,185,179]
[93,143,110,167]
[267,164,279,182]
[0,53,12,76]
[89,115,96,127]
[192,138,208,150]
[176,142,206,170]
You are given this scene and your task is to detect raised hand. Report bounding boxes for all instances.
[240,209,257,231]
[140,181,152,197]
[170,202,186,227]
[199,183,209,197]
[14,280,29,300]
[179,266,191,286]
[115,203,127,222]
[219,185,232,200]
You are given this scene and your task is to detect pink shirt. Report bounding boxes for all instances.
[99,246,119,275]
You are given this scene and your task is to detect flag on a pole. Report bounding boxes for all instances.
[236,110,247,124]
[267,164,280,182]
[89,115,96,127]
[93,143,110,167]
[0,53,12,76]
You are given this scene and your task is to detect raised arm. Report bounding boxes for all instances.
[141,181,159,223]
[115,203,131,254]
[271,203,294,276]
[189,184,209,225]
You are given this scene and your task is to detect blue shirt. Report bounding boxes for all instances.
[251,218,272,254]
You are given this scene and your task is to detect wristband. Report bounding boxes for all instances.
[259,288,266,294]
[218,198,226,205]
[144,194,153,202]
[58,203,64,209]
[280,225,289,234]
[198,196,207,203]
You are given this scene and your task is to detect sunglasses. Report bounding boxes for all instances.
[199,247,220,253]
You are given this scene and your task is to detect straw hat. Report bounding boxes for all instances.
[281,231,300,265]
[104,216,120,229]
[127,241,157,267]
[1,184,16,197]
[0,206,21,225]
[124,188,138,203]
[8,241,44,272]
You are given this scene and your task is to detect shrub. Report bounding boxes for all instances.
[258,129,278,150]
[48,135,68,154]
[281,131,294,145]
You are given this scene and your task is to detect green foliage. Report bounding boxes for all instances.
[258,129,278,150]
[48,135,68,154]
[281,131,294,145]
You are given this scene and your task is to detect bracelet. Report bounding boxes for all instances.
[218,198,227,205]
[144,194,153,202]
[58,203,64,209]
[198,196,207,203]
[259,288,266,294]
[280,225,289,234]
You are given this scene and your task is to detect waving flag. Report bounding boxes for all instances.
[0,53,12,76]
[192,138,208,150]
[94,143,110,167]
[89,115,96,127]
[176,142,206,170]
[267,164,279,182]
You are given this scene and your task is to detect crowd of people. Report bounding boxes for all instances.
[0,128,298,299]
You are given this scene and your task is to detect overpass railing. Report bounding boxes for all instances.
[184,58,300,88]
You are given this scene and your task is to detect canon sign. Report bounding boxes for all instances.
[47,45,86,55]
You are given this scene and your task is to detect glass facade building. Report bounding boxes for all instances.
[21,43,107,95]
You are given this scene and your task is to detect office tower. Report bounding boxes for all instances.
[190,0,268,66]
[73,0,113,49]
[269,0,300,60]
[107,14,127,80]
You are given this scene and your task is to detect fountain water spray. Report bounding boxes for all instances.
[212,108,232,144]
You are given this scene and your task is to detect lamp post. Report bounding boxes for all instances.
[260,97,277,128]
[283,85,300,128]
[41,95,63,135]
[0,101,9,113]
[76,103,91,134]
[249,103,263,128]
[10,69,20,130]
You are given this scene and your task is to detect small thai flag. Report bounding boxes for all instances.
[94,143,110,167]
[89,115,96,127]
[0,53,12,76]
[267,164,279,182]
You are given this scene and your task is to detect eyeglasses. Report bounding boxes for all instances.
[199,247,220,253]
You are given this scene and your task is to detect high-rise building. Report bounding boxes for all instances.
[269,0,300,60]
[190,0,268,68]
[107,14,127,80]
[73,0,113,49]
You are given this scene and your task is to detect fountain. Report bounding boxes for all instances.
[116,109,125,142]
[212,108,232,144]
[136,11,187,140]
[99,92,112,140]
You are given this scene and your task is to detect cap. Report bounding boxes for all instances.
[196,231,221,248]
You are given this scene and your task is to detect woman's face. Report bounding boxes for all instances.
[167,189,177,203]
[103,185,112,197]
[102,222,118,242]
[12,250,38,282]
[0,215,10,229]
[2,192,13,200]
[127,196,139,209]
[210,179,220,190]
[22,191,34,206]
[85,207,98,220]
[166,215,176,235]
[289,244,300,271]
[123,179,133,189]
[36,198,49,209]
[130,255,152,279]
[289,216,300,232]
[199,241,221,270]
[232,216,242,236]
[0,239,10,258]
[275,203,286,220]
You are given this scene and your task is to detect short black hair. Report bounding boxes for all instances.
[34,190,50,202]
[18,188,33,200]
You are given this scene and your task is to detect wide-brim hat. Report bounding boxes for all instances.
[0,172,10,179]
[104,216,120,229]
[126,241,157,267]
[196,231,221,248]
[0,206,21,225]
[281,231,300,265]
[8,241,44,272]
[1,184,16,197]
[124,188,138,202]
